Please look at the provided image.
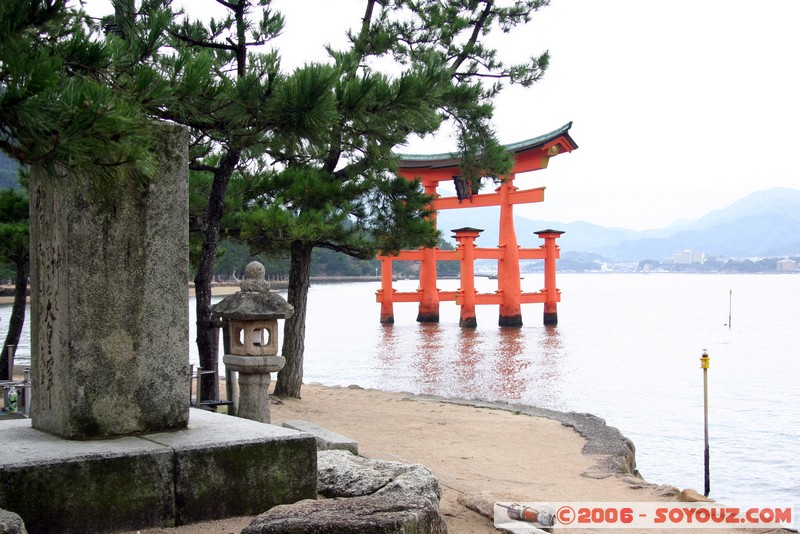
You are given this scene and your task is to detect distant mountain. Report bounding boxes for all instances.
[690,187,800,229]
[436,206,641,251]
[437,188,800,261]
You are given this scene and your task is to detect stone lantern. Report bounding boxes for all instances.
[211,261,293,423]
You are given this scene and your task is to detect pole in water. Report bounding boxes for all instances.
[728,290,732,329]
[700,349,711,497]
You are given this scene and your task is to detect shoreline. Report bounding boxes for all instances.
[416,393,642,480]
[7,377,756,532]
[127,382,716,534]
[1,278,383,304]
[6,284,762,532]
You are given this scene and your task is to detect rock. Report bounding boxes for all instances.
[679,488,715,502]
[656,484,681,498]
[580,468,612,480]
[457,492,531,519]
[242,495,447,534]
[317,450,442,508]
[0,509,27,534]
[617,474,658,489]
[457,493,495,519]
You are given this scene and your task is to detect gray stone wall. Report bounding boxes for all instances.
[29,123,190,439]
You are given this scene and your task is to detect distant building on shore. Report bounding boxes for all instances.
[777,258,797,272]
[673,249,706,265]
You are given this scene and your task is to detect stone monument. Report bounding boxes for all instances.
[212,261,293,423]
[28,123,190,439]
[2,125,318,533]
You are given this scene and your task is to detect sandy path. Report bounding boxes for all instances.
[131,383,695,534]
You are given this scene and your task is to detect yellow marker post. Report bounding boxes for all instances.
[700,349,710,497]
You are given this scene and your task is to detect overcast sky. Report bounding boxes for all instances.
[85,0,800,230]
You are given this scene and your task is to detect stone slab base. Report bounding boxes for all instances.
[282,420,358,455]
[0,409,317,533]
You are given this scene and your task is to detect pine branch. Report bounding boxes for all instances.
[453,71,508,80]
[190,163,220,173]
[354,0,378,57]
[317,240,375,260]
[169,29,237,52]
[448,0,494,74]
[215,0,239,10]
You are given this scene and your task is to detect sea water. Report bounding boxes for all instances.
[3,273,798,511]
[293,274,800,513]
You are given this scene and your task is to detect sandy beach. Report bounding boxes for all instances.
[125,383,717,534]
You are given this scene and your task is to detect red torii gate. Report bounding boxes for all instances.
[377,122,577,327]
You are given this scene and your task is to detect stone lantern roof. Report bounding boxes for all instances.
[211,261,294,321]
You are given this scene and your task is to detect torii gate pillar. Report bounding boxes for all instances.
[416,178,440,323]
[379,256,395,324]
[537,229,565,325]
[453,227,482,328]
[498,178,523,327]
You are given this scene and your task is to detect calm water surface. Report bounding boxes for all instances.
[3,274,798,511]
[295,274,800,513]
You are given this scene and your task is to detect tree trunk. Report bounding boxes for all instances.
[0,259,27,380]
[193,262,219,400]
[194,153,239,399]
[273,241,312,398]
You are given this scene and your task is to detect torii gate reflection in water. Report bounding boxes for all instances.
[377,122,578,327]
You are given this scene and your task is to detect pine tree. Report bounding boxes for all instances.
[107,0,338,396]
[242,0,552,398]
[0,0,159,198]
[88,0,550,399]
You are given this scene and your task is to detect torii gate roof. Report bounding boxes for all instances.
[396,122,577,174]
